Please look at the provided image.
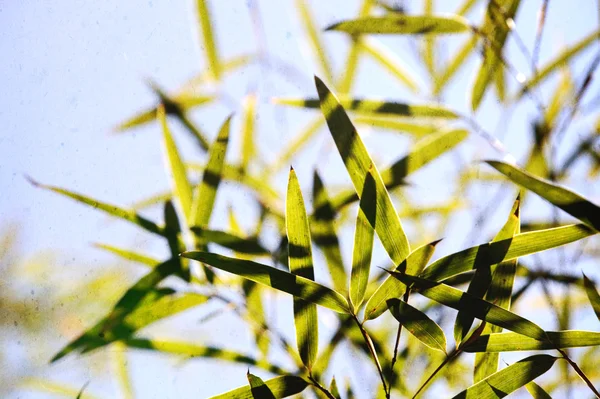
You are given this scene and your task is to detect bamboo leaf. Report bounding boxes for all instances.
[387,298,447,353]
[349,172,376,309]
[360,38,419,92]
[525,381,553,399]
[26,177,164,236]
[420,223,596,282]
[209,376,309,399]
[434,36,478,95]
[241,94,257,173]
[354,116,441,136]
[190,226,270,255]
[315,76,411,267]
[364,240,439,321]
[451,355,557,399]
[296,0,334,84]
[158,104,194,221]
[391,272,547,340]
[325,15,471,35]
[181,251,350,313]
[287,167,318,369]
[583,274,600,322]
[276,96,459,119]
[191,115,232,228]
[463,330,600,352]
[196,0,221,80]
[93,243,159,267]
[487,160,600,231]
[312,171,347,292]
[247,372,276,399]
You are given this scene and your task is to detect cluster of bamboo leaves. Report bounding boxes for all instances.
[31,0,600,398]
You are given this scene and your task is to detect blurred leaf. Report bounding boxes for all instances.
[354,116,442,136]
[387,298,447,353]
[360,38,419,92]
[330,377,341,399]
[209,375,309,399]
[583,274,600,322]
[420,223,595,282]
[126,339,289,375]
[275,96,458,118]
[286,167,319,369]
[27,177,164,236]
[247,372,276,399]
[182,54,255,90]
[164,200,189,281]
[349,172,376,309]
[451,355,557,399]
[241,94,257,172]
[158,104,194,221]
[494,67,506,103]
[545,68,573,129]
[325,15,471,35]
[315,76,411,267]
[518,29,600,98]
[196,0,221,80]
[391,272,547,340]
[463,330,600,352]
[456,0,480,16]
[20,379,98,399]
[93,243,159,267]
[191,115,232,227]
[312,171,347,292]
[487,160,600,231]
[525,381,553,399]
[434,36,478,95]
[364,240,439,321]
[296,0,334,84]
[182,251,350,313]
[191,227,270,255]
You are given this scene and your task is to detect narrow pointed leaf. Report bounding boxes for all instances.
[296,0,334,83]
[525,381,553,399]
[354,116,441,136]
[241,94,257,172]
[247,372,276,399]
[209,376,309,399]
[360,38,419,92]
[364,240,439,321]
[27,177,164,236]
[182,251,349,313]
[325,15,470,35]
[192,116,232,227]
[276,96,458,119]
[191,226,270,255]
[196,0,221,80]
[315,76,410,267]
[349,172,376,308]
[451,355,557,399]
[392,273,547,340]
[312,171,347,292]
[583,274,600,322]
[158,105,194,221]
[387,299,446,353]
[434,36,478,95]
[464,330,600,352]
[420,223,595,282]
[93,243,159,267]
[286,167,318,369]
[487,160,600,231]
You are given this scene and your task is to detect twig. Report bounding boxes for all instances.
[308,374,337,399]
[352,315,389,399]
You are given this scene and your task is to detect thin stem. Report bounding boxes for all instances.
[352,315,389,399]
[390,290,411,371]
[308,374,337,399]
[412,350,458,399]
[557,348,600,398]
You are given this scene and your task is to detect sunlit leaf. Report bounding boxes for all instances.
[325,15,471,35]
[487,160,600,231]
[434,36,478,95]
[451,355,557,399]
[583,274,600,322]
[247,372,276,399]
[525,381,553,399]
[241,94,257,173]
[93,243,159,267]
[26,177,164,236]
[296,0,334,84]
[191,226,270,255]
[354,116,442,136]
[360,38,419,92]
[463,330,600,352]
[196,0,221,80]
[209,375,309,399]
[387,298,446,353]
[181,251,350,313]
[286,167,319,369]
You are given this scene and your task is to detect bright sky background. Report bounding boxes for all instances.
[2,1,600,398]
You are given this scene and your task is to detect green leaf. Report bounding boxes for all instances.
[518,29,600,98]
[93,243,159,267]
[26,177,164,236]
[364,240,439,321]
[360,38,419,92]
[126,339,290,375]
[286,167,318,369]
[164,200,189,281]
[240,94,257,172]
[330,376,341,399]
[463,330,600,352]
[434,36,478,95]
[315,76,410,267]
[325,15,471,35]
[191,115,232,228]
[451,355,557,399]
[181,251,350,313]
[354,116,441,136]
[391,273,547,340]
[196,0,221,80]
[190,227,270,255]
[486,160,600,231]
[312,171,347,292]
[525,381,553,399]
[583,274,600,322]
[420,223,596,282]
[275,96,458,119]
[387,299,446,353]
[349,172,376,309]
[247,372,276,399]
[158,105,194,221]
[209,376,309,399]
[296,0,334,84]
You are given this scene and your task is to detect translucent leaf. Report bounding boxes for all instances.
[387,298,447,353]
[247,372,276,399]
[241,94,257,172]
[209,376,309,399]
[196,0,221,80]
[296,0,334,83]
[93,243,159,267]
[325,15,471,35]
[525,381,553,399]
[191,227,270,255]
[583,274,600,322]
[360,38,419,92]
[463,330,600,352]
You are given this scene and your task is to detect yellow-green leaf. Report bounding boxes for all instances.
[326,15,471,35]
[196,0,221,80]
[387,298,447,353]
[525,381,553,399]
[247,372,276,399]
[583,274,600,322]
[463,330,600,352]
[190,226,270,255]
[209,376,309,399]
[360,38,419,92]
